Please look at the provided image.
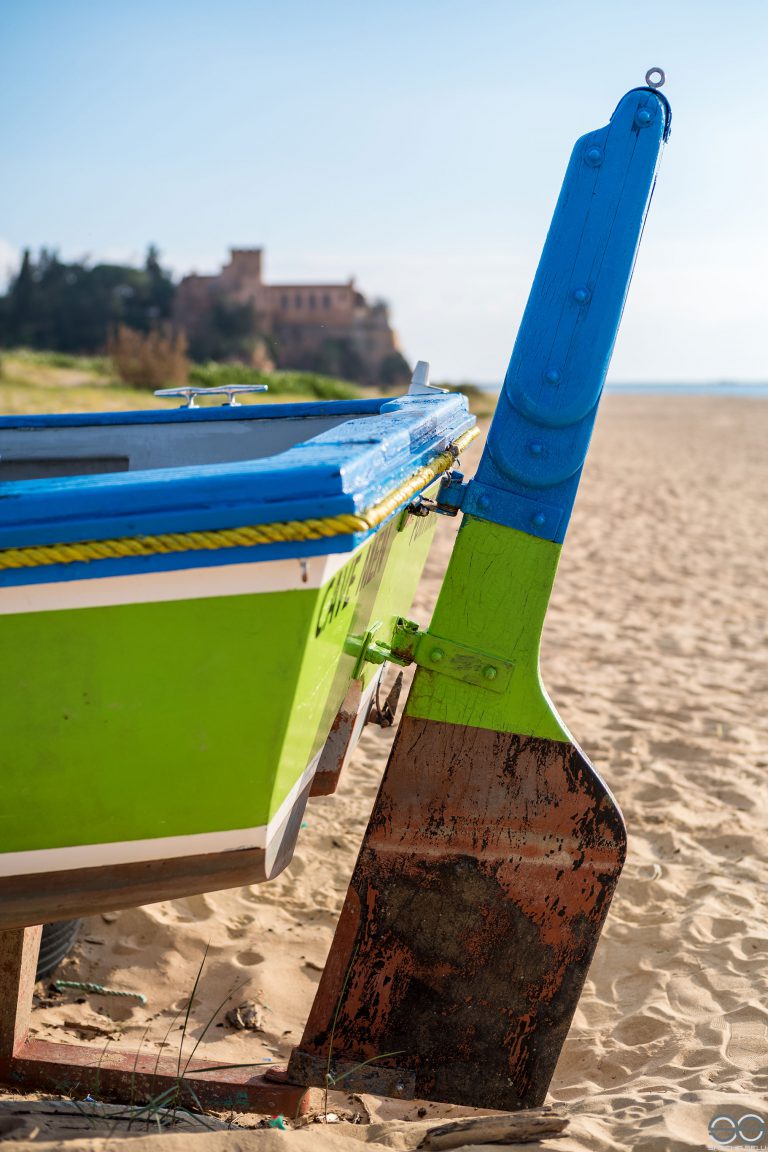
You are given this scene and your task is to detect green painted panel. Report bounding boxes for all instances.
[0,588,315,852]
[278,495,440,810]
[405,516,569,741]
[0,500,439,857]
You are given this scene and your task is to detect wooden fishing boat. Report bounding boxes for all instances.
[0,384,476,921]
[0,75,670,1115]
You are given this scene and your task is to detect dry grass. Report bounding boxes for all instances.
[109,325,189,391]
[0,353,170,414]
[0,350,491,417]
[0,351,353,415]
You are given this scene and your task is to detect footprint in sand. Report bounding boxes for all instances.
[234,949,265,968]
[226,914,256,939]
[720,1005,768,1072]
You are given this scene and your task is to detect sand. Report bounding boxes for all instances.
[3,395,766,1150]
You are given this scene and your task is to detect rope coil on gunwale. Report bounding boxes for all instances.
[0,428,479,571]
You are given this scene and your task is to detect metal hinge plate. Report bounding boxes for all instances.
[390,618,514,693]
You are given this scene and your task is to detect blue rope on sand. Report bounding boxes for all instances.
[53,980,147,1005]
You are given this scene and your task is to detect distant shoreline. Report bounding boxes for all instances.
[463,381,768,397]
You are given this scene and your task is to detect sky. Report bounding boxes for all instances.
[1,0,767,383]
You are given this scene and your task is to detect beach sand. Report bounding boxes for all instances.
[3,395,766,1150]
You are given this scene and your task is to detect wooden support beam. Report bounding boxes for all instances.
[0,927,42,1059]
[0,926,309,1117]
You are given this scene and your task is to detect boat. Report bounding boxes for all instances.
[0,379,475,922]
[0,73,670,1116]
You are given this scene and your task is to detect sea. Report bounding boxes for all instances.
[472,381,768,397]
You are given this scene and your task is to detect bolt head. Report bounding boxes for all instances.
[430,647,445,663]
[544,368,561,386]
[532,512,546,527]
[477,493,491,510]
[529,440,543,455]
[636,107,652,125]
[585,146,603,166]
[573,287,590,303]
[483,666,498,681]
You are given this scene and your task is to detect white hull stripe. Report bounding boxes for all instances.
[0,542,367,616]
[0,749,322,878]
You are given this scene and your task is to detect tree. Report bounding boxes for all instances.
[144,244,175,321]
[186,299,265,362]
[379,351,412,386]
[301,337,365,383]
[0,246,178,353]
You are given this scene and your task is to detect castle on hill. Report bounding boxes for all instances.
[174,248,406,384]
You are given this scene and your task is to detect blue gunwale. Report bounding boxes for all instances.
[0,393,474,581]
[0,396,387,430]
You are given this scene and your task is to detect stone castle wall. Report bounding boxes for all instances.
[174,248,404,382]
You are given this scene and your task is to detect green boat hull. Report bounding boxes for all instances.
[0,498,437,886]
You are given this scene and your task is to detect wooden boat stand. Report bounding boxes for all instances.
[0,925,310,1115]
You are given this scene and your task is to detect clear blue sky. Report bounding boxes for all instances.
[2,0,766,382]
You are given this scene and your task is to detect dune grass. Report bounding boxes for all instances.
[0,348,491,417]
[0,348,362,415]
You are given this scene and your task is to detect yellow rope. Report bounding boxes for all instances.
[0,428,478,571]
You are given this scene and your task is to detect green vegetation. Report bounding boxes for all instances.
[189,361,358,400]
[378,350,412,387]
[110,324,189,390]
[186,298,267,363]
[7,347,112,374]
[0,248,413,389]
[438,380,496,417]
[0,349,491,418]
[0,247,175,353]
[0,347,362,415]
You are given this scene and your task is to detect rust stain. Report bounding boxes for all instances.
[289,715,626,1110]
[310,681,363,797]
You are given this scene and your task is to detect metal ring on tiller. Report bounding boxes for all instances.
[645,67,665,89]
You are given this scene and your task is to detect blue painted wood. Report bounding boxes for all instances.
[0,393,473,555]
[471,86,671,543]
[0,397,386,430]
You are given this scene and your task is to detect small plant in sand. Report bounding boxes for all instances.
[321,944,405,1123]
[109,324,189,390]
[63,943,272,1135]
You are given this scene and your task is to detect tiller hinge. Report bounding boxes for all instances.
[417,471,563,540]
[408,469,466,518]
[346,617,514,693]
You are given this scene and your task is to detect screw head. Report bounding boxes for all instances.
[528,440,543,455]
[532,512,546,527]
[573,287,590,303]
[430,647,445,662]
[544,368,561,386]
[585,146,603,166]
[483,666,498,681]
